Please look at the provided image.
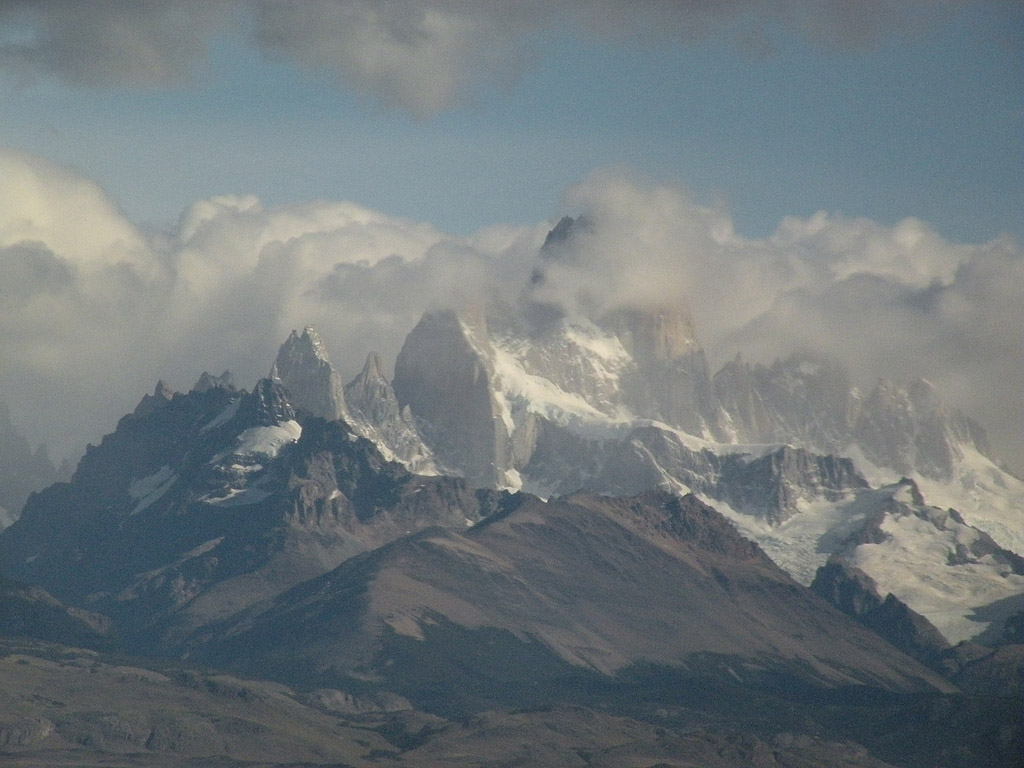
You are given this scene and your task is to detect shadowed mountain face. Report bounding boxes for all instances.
[0,575,116,651]
[193,490,952,712]
[0,378,508,653]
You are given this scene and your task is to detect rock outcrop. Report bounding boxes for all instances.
[269,325,348,421]
[810,558,949,668]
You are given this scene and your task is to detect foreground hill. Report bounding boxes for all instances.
[1,636,1018,768]
[195,490,952,712]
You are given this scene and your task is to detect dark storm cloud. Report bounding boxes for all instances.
[0,1,981,113]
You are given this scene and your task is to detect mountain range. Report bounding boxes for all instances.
[0,217,1021,767]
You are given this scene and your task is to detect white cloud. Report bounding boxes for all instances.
[527,172,1023,472]
[1,150,1019,475]
[0,149,542,462]
[0,149,156,275]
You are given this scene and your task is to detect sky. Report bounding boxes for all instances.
[0,0,1021,474]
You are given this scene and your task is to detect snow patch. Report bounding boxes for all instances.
[128,465,177,515]
[231,420,302,461]
[847,506,1024,644]
[499,467,523,492]
[561,320,631,367]
[913,446,1024,556]
[708,492,873,587]
[205,487,272,507]
[490,344,626,435]
[706,479,1024,643]
[200,397,241,432]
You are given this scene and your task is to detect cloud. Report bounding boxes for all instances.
[0,1,230,88]
[1,150,1020,475]
[248,1,542,117]
[0,149,546,463]
[0,1,982,114]
[538,171,1024,472]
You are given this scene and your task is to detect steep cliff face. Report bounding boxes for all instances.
[269,325,348,421]
[853,377,982,479]
[715,446,867,524]
[713,355,991,482]
[599,306,732,441]
[344,352,438,474]
[714,355,859,449]
[393,310,512,489]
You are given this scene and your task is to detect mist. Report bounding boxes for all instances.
[1,150,1020,474]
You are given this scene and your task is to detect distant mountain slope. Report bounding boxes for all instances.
[0,401,65,529]
[194,490,952,709]
[0,574,115,651]
[0,641,398,766]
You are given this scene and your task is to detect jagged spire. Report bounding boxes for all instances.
[269,325,348,421]
[133,381,175,417]
[192,370,235,393]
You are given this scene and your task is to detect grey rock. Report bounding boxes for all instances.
[269,325,348,421]
[393,309,512,489]
[344,352,438,474]
[810,558,949,668]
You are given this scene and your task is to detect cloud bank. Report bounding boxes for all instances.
[0,1,979,115]
[1,150,1020,474]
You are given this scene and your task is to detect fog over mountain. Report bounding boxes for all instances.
[1,149,1021,478]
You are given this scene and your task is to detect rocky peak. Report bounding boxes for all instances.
[133,380,176,418]
[540,215,592,256]
[598,304,698,364]
[192,370,235,393]
[345,353,390,409]
[342,352,438,475]
[393,309,509,488]
[712,353,993,481]
[854,377,981,478]
[239,378,295,427]
[269,325,348,422]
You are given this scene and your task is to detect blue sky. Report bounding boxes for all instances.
[0,1,1022,472]
[1,1,1020,242]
